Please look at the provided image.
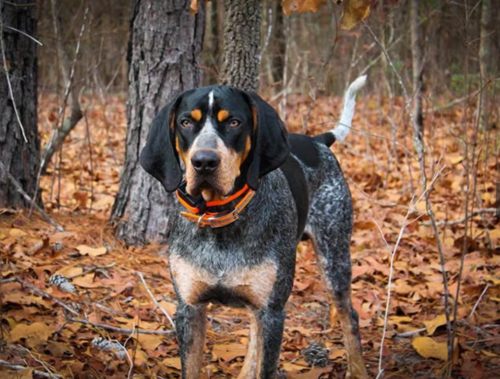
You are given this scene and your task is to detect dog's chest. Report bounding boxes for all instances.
[169,254,277,309]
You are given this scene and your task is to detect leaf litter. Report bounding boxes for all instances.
[0,93,499,378]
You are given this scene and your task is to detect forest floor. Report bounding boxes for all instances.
[1,93,499,379]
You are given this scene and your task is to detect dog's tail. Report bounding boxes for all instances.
[313,75,367,147]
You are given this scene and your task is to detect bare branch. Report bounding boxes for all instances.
[3,24,42,45]
[0,161,64,231]
[0,359,63,379]
[137,271,176,330]
[66,317,173,335]
[423,208,498,226]
[0,277,77,315]
[365,21,454,364]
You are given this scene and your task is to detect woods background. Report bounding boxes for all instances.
[1,0,499,378]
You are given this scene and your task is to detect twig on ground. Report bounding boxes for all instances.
[0,277,77,315]
[423,208,498,226]
[469,284,490,319]
[0,161,64,231]
[395,328,426,338]
[66,317,173,335]
[0,359,63,378]
[466,336,500,345]
[67,263,116,279]
[137,272,176,329]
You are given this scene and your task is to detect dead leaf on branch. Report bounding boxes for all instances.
[282,0,327,15]
[340,0,371,30]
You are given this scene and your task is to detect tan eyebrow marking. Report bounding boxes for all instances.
[217,110,229,122]
[190,109,202,121]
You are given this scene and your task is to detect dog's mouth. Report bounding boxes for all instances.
[186,176,233,201]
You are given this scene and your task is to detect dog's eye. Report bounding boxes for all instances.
[180,119,192,128]
[229,119,240,128]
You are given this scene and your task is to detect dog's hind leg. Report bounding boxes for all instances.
[238,311,263,379]
[237,306,286,379]
[307,192,367,379]
[175,302,207,379]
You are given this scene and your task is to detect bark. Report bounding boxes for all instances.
[410,0,423,134]
[221,0,262,91]
[110,0,205,245]
[0,1,40,208]
[477,0,491,128]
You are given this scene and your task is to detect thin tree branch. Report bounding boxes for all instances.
[66,317,173,335]
[3,24,42,45]
[137,271,176,330]
[423,208,498,226]
[364,21,454,364]
[0,277,77,315]
[0,161,64,231]
[0,360,63,379]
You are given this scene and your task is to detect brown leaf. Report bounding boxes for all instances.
[76,244,107,257]
[340,0,371,30]
[412,337,448,361]
[282,0,327,15]
[162,357,182,370]
[9,321,53,347]
[424,314,453,336]
[72,273,102,288]
[212,343,246,362]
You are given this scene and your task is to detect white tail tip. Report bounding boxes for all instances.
[331,75,367,142]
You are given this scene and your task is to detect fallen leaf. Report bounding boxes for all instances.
[212,343,246,362]
[412,337,448,361]
[9,321,53,347]
[424,314,453,336]
[76,245,107,257]
[162,357,182,370]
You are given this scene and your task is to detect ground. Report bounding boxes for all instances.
[1,93,499,378]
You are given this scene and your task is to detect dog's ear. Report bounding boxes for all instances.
[140,95,185,193]
[242,91,290,191]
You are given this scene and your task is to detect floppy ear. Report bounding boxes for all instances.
[243,92,290,191]
[139,96,183,193]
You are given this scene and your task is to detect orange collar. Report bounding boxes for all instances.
[176,184,256,228]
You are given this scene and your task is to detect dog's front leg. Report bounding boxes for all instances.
[257,306,286,379]
[175,302,207,379]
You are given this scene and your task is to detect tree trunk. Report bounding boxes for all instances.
[221,0,262,91]
[203,0,220,85]
[477,0,491,128]
[110,0,205,245]
[271,2,285,87]
[410,0,423,134]
[0,1,40,208]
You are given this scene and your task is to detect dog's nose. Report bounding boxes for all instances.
[191,150,220,175]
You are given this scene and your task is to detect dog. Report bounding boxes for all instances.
[140,76,368,379]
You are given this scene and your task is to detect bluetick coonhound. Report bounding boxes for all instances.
[140,76,368,379]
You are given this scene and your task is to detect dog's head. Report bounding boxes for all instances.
[140,86,290,201]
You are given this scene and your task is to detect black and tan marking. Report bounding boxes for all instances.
[172,88,258,202]
[140,78,368,379]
